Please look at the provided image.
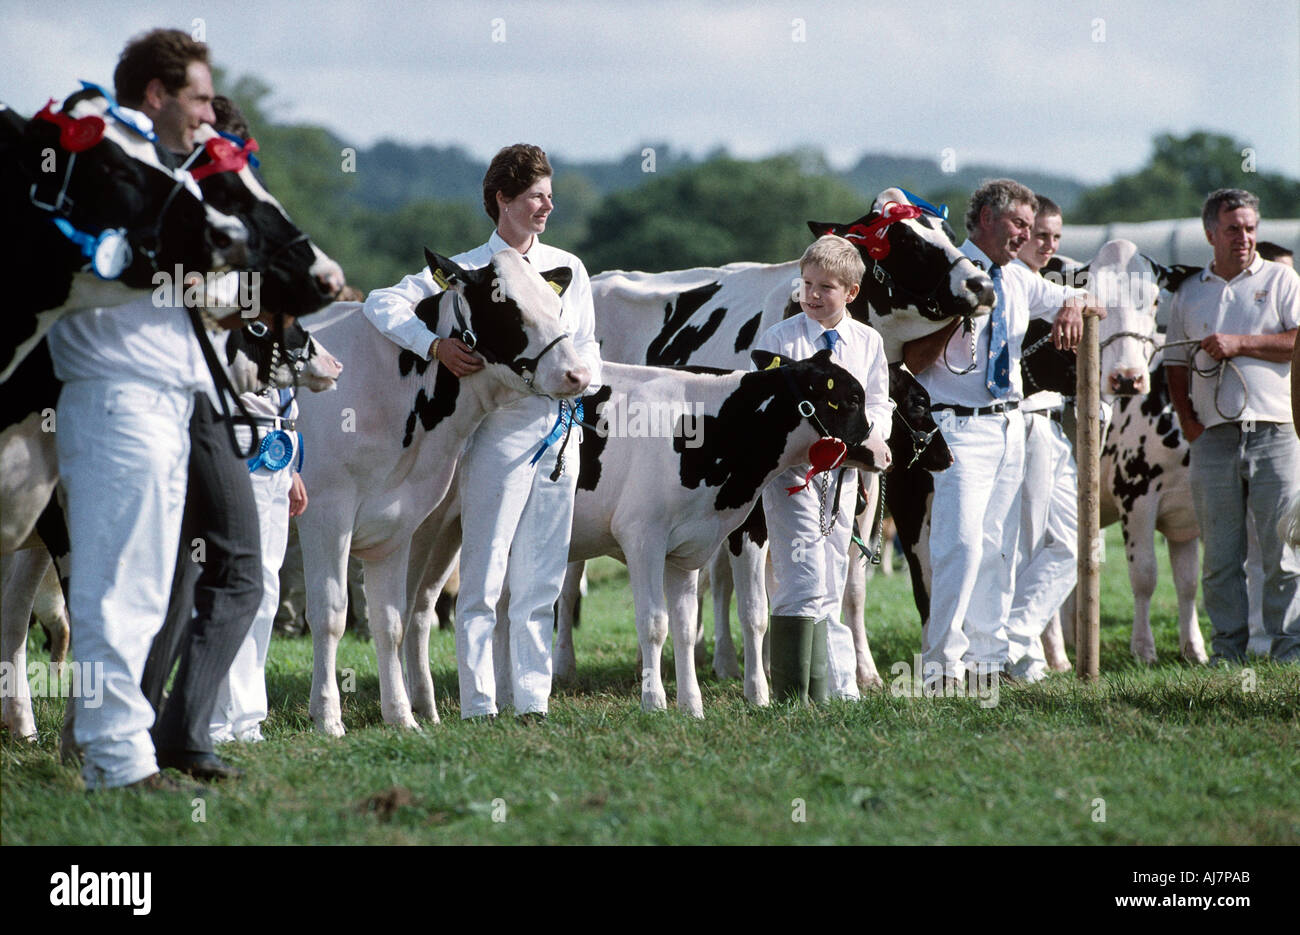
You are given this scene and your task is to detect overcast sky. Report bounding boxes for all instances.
[5,0,1298,184]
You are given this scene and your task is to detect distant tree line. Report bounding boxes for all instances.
[222,74,1300,292]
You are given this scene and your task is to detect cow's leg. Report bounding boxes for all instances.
[1168,536,1207,664]
[363,545,419,729]
[624,537,670,712]
[302,524,353,737]
[1040,612,1072,672]
[665,564,704,718]
[693,570,709,670]
[729,539,770,705]
[1,548,49,740]
[554,561,585,683]
[403,510,460,724]
[708,547,742,680]
[1121,505,1160,664]
[843,478,882,690]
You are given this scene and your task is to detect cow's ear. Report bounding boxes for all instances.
[751,350,782,370]
[807,220,841,238]
[424,248,489,290]
[1158,263,1202,294]
[539,266,573,297]
[809,347,833,365]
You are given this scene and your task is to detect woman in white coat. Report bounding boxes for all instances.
[363,144,602,720]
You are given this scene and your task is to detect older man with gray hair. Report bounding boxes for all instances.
[1166,188,1300,663]
[904,179,1096,691]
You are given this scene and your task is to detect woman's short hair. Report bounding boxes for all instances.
[482,144,552,222]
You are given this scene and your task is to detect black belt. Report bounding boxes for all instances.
[931,400,1020,417]
[244,414,297,432]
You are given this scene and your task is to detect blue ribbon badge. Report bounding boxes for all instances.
[247,429,295,472]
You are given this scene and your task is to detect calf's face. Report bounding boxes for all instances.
[1088,239,1161,399]
[889,363,952,471]
[426,247,590,399]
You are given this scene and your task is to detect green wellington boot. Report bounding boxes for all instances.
[769,615,816,705]
[808,617,829,703]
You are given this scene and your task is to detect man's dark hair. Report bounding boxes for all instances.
[1034,195,1061,220]
[212,95,251,138]
[114,28,210,107]
[1201,188,1259,231]
[482,143,552,223]
[1257,241,1294,263]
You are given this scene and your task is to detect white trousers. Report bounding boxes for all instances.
[1006,412,1077,678]
[57,379,193,789]
[210,453,293,743]
[455,399,578,718]
[764,466,859,700]
[922,410,1025,679]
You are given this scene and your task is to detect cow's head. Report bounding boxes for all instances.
[1077,239,1174,399]
[750,347,874,464]
[187,124,343,321]
[888,363,952,472]
[225,316,343,397]
[423,247,590,399]
[27,89,250,286]
[808,188,994,337]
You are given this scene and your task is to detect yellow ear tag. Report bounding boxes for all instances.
[431,268,452,290]
[548,280,564,296]
[764,355,783,370]
[827,378,834,389]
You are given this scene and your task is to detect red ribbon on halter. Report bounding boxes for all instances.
[785,436,848,495]
[189,135,260,182]
[838,201,923,260]
[34,100,106,153]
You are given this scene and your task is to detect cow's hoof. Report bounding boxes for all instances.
[1181,645,1209,665]
[678,699,705,719]
[1048,659,1073,673]
[1131,643,1157,665]
[554,664,577,684]
[641,692,668,713]
[314,718,347,738]
[2,717,37,742]
[858,671,885,692]
[713,660,742,680]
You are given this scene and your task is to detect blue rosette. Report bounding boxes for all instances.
[247,429,295,473]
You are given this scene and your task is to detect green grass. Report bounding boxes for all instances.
[3,529,1298,845]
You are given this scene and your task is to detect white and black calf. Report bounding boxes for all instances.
[295,249,589,735]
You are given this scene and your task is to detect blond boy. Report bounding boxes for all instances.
[756,236,892,703]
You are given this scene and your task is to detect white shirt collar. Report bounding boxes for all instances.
[1202,252,1265,283]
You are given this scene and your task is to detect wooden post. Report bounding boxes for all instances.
[1076,311,1102,681]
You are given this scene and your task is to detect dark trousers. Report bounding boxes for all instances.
[142,394,262,754]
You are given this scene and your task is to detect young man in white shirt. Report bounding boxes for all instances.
[364,144,601,719]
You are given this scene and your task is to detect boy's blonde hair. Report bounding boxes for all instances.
[800,235,866,290]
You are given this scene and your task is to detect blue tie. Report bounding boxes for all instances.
[985,265,1010,396]
[822,329,840,353]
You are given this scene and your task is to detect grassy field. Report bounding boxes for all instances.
[3,526,1298,845]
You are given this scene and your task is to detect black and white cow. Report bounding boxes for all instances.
[567,188,988,679]
[1080,239,1206,663]
[294,250,589,736]
[592,188,993,371]
[1,94,250,382]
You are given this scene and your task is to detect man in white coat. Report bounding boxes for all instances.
[364,144,600,719]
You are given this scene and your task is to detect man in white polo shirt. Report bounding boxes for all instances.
[903,179,1095,689]
[1166,188,1300,664]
